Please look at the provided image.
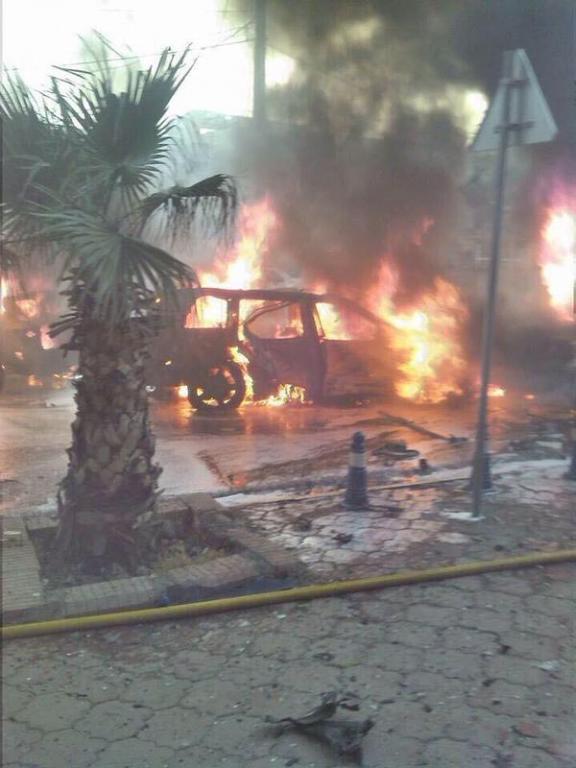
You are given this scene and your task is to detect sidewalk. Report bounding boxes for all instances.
[3,555,575,767]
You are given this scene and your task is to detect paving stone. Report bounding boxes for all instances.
[443,708,515,747]
[1,720,42,762]
[23,729,106,768]
[364,642,424,673]
[2,684,32,716]
[422,738,498,767]
[339,667,403,701]
[1,545,574,768]
[484,655,547,687]
[525,594,575,619]
[440,626,500,654]
[166,747,246,767]
[421,648,482,680]
[424,586,478,609]
[75,700,151,740]
[279,662,342,695]
[165,650,228,680]
[120,676,189,710]
[209,715,269,757]
[139,707,213,748]
[459,609,515,634]
[481,573,535,595]
[403,671,467,700]
[496,630,561,660]
[363,731,424,768]
[88,737,174,768]
[382,621,440,648]
[469,680,535,717]
[509,745,574,768]
[514,611,571,638]
[405,604,460,626]
[526,684,576,717]
[14,691,92,731]
[180,678,243,715]
[476,592,525,614]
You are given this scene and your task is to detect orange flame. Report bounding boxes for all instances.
[539,206,575,322]
[189,198,468,406]
[176,384,189,399]
[0,277,8,315]
[368,267,468,403]
[15,298,40,319]
[40,325,56,350]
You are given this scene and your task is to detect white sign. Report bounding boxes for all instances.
[473,49,557,151]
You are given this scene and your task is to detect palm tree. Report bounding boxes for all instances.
[1,44,236,570]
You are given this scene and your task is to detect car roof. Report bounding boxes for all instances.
[189,286,386,326]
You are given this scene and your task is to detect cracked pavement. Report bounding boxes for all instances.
[3,561,575,768]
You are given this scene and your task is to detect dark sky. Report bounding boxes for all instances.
[261,0,576,143]
[452,0,576,143]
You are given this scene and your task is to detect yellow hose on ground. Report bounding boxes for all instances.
[2,548,575,640]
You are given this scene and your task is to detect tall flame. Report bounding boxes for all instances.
[199,197,277,292]
[0,277,7,314]
[190,197,278,330]
[368,268,468,403]
[189,197,468,406]
[539,206,575,322]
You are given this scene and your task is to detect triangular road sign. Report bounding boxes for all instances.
[473,49,558,151]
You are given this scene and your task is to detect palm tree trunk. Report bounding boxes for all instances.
[57,317,161,569]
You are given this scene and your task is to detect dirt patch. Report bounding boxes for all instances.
[30,508,238,588]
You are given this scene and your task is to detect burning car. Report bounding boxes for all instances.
[148,287,395,411]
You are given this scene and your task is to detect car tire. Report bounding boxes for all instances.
[188,361,246,412]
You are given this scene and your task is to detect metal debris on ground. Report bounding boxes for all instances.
[418,458,433,474]
[379,411,468,443]
[265,692,374,764]
[372,440,420,460]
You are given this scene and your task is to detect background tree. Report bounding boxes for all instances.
[0,41,236,572]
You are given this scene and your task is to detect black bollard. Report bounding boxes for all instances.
[344,431,369,509]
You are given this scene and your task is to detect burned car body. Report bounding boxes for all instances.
[148,287,394,411]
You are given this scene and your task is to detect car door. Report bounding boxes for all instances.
[313,299,393,398]
[243,299,324,396]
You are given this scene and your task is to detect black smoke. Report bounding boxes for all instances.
[226,0,574,306]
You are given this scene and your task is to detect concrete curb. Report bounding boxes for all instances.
[1,494,303,626]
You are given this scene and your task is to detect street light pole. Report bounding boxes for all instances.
[253,0,267,127]
[471,52,515,518]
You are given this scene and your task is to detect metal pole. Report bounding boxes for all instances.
[253,0,267,126]
[471,52,515,517]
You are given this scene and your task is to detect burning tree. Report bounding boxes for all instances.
[0,42,236,570]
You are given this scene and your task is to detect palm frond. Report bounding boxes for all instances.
[137,174,238,242]
[51,42,193,207]
[39,208,194,325]
[0,73,82,252]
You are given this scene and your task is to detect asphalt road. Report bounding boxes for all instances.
[0,383,568,517]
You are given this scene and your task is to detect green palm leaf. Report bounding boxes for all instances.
[39,208,194,323]
[52,43,193,207]
[138,174,237,241]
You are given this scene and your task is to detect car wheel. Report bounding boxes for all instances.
[188,361,246,412]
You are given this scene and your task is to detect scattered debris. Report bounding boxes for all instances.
[379,412,467,443]
[536,660,561,673]
[373,440,420,460]
[417,458,433,474]
[265,692,373,764]
[513,721,542,738]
